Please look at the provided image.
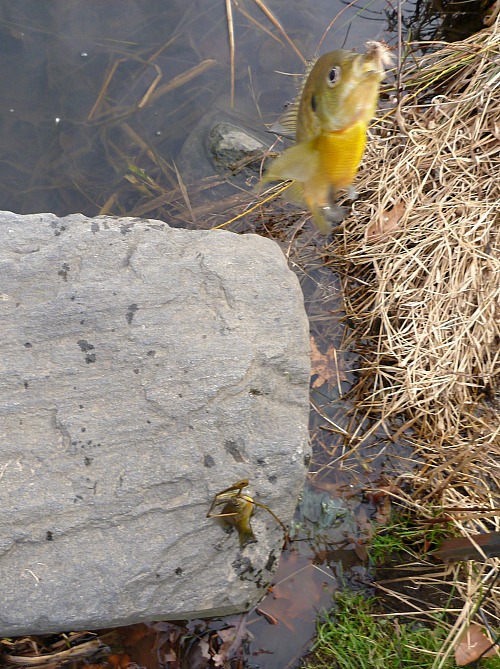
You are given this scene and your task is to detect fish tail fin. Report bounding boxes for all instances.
[283,181,306,206]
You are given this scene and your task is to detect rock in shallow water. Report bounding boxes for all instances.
[0,212,310,636]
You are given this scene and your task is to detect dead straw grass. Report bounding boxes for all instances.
[325,19,500,666]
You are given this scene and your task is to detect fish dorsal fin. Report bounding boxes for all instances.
[270,57,318,140]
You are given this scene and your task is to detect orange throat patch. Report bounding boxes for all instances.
[315,121,368,189]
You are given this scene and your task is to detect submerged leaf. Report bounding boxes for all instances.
[455,624,499,665]
[310,336,346,388]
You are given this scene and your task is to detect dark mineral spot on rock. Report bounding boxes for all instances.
[232,555,254,579]
[23,381,28,389]
[84,457,93,466]
[77,339,94,352]
[77,339,96,363]
[46,531,53,541]
[91,221,100,234]
[249,388,264,396]
[147,350,156,357]
[126,303,139,324]
[24,342,32,348]
[120,222,134,235]
[268,474,277,484]
[58,262,70,281]
[224,440,245,462]
[265,551,277,571]
[175,567,183,576]
[50,223,67,237]
[204,454,215,468]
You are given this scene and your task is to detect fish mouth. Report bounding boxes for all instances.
[360,59,384,79]
[349,53,384,83]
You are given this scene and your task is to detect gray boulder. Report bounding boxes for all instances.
[0,212,310,636]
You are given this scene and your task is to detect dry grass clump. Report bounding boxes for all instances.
[325,20,500,666]
[329,20,500,443]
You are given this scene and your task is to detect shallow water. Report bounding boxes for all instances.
[0,0,396,217]
[0,0,483,218]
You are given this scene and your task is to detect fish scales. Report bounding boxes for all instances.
[316,122,367,188]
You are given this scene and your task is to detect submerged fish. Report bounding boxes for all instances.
[264,41,391,234]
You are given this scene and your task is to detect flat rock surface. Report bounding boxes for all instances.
[0,212,311,636]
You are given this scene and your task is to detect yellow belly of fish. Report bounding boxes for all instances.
[315,122,367,189]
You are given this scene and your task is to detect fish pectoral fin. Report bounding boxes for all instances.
[282,181,306,206]
[264,141,319,183]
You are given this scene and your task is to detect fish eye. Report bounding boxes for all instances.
[326,66,341,87]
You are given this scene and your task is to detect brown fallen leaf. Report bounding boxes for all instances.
[211,619,248,668]
[365,201,406,242]
[255,607,279,625]
[310,336,346,389]
[455,623,499,666]
[107,654,131,669]
[256,552,324,633]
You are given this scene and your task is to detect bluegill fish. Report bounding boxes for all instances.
[264,41,391,233]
